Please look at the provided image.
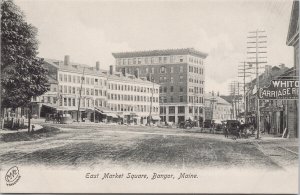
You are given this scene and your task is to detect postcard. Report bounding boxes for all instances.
[0,0,298,193]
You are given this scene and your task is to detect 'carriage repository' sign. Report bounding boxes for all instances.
[259,79,299,99]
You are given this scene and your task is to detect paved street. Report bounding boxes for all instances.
[0,123,298,170]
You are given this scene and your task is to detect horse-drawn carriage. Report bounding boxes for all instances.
[223,120,255,139]
[178,120,197,129]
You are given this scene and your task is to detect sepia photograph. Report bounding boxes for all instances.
[0,0,299,193]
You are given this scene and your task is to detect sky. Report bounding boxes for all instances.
[15,0,294,95]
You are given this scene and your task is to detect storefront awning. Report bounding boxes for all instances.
[106,113,118,118]
[152,116,161,120]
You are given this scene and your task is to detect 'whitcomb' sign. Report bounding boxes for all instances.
[259,79,299,99]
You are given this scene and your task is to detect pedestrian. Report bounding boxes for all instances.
[266,121,271,134]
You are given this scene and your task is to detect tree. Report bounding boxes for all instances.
[1,0,49,131]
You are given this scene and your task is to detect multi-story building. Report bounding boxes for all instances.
[204,92,232,123]
[32,55,160,124]
[113,48,208,124]
[245,64,290,134]
[106,65,160,124]
[285,0,299,138]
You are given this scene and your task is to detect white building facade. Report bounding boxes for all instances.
[33,55,160,124]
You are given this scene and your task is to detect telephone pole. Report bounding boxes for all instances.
[238,61,252,123]
[247,30,267,139]
[229,81,241,120]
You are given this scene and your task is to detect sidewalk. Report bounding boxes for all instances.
[0,124,43,134]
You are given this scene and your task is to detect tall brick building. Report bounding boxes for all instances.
[112,48,208,124]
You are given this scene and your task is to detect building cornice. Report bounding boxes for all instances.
[112,48,208,59]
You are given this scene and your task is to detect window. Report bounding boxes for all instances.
[170,56,174,63]
[146,67,149,73]
[179,75,184,82]
[180,66,183,73]
[68,75,71,82]
[160,66,166,73]
[180,86,184,92]
[179,56,184,62]
[138,58,141,64]
[170,96,174,103]
[170,77,174,83]
[169,106,175,114]
[179,96,183,102]
[163,57,167,63]
[163,76,167,82]
[64,86,67,93]
[163,86,167,93]
[160,106,166,114]
[151,57,154,64]
[64,74,67,82]
[133,58,136,64]
[170,67,174,73]
[199,107,203,114]
[59,74,63,81]
[159,57,162,63]
[151,67,154,73]
[170,86,174,92]
[159,76,163,83]
[178,106,185,113]
[189,106,193,113]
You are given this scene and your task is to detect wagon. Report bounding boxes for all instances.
[223,120,242,139]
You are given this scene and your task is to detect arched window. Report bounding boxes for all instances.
[160,66,166,73]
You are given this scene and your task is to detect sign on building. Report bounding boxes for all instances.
[259,79,299,99]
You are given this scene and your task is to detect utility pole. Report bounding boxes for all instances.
[229,81,241,120]
[0,56,2,129]
[238,61,252,123]
[77,67,86,122]
[247,30,267,139]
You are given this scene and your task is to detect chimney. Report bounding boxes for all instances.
[96,61,100,71]
[109,65,114,75]
[64,55,70,65]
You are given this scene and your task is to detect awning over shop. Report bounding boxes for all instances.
[152,116,161,120]
[117,113,124,118]
[95,107,110,113]
[105,113,118,118]
[214,119,222,124]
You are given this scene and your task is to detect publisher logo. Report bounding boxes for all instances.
[5,166,21,186]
